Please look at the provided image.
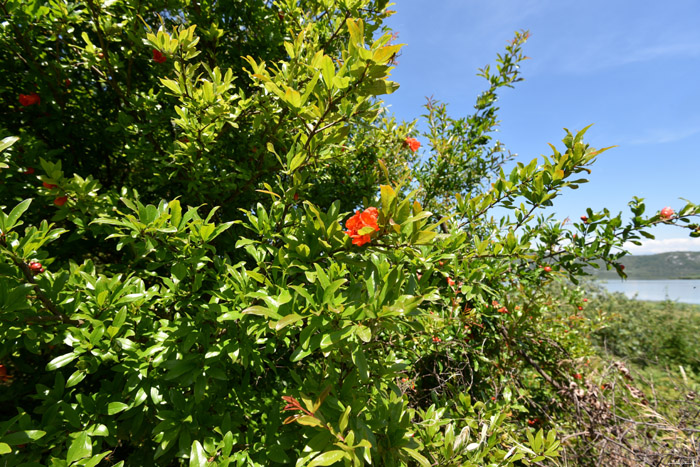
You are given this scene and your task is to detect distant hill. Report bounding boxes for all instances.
[589,251,700,280]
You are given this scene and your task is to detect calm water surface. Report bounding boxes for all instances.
[598,279,700,305]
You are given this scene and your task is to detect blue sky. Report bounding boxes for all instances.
[383,0,700,254]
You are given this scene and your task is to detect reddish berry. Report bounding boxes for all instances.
[574,373,582,380]
[543,266,552,272]
[24,167,35,175]
[580,216,588,223]
[446,277,455,286]
[28,262,43,274]
[293,192,299,201]
[620,265,625,271]
[578,306,583,310]
[65,79,71,87]
[43,182,57,189]
[660,206,674,220]
[54,196,68,207]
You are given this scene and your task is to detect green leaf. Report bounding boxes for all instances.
[380,184,396,213]
[346,19,363,46]
[355,325,371,343]
[363,79,399,96]
[412,231,437,245]
[0,443,10,454]
[6,199,32,231]
[242,305,280,320]
[403,448,431,467]
[67,432,92,464]
[189,440,208,467]
[308,450,347,467]
[107,402,129,415]
[66,370,87,388]
[338,406,351,433]
[159,78,182,95]
[0,136,19,153]
[275,313,303,330]
[46,353,78,370]
[295,416,322,427]
[83,451,113,467]
[320,55,335,88]
[288,151,306,173]
[1,430,46,445]
[112,306,127,329]
[401,210,432,226]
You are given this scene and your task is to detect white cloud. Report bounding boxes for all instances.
[624,237,700,255]
[623,125,700,145]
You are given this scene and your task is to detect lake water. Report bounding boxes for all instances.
[598,279,700,305]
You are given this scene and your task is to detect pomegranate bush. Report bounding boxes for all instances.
[1,1,699,465]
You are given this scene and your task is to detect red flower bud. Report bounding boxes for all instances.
[43,182,57,189]
[54,196,68,206]
[19,93,41,106]
[24,167,35,175]
[152,49,167,63]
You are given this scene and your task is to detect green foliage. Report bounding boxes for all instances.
[1,0,700,465]
[591,293,700,375]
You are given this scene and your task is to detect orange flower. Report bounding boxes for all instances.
[19,93,40,106]
[405,137,420,152]
[345,207,379,246]
[152,49,167,63]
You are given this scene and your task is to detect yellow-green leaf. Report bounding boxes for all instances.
[308,450,347,467]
